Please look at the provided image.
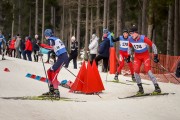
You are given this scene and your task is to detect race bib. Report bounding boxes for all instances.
[53,39,65,53]
[119,41,128,48]
[132,43,147,50]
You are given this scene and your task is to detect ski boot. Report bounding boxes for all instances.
[54,89,60,99]
[132,74,136,82]
[2,57,5,60]
[114,72,119,81]
[137,83,144,95]
[42,84,54,97]
[152,84,161,94]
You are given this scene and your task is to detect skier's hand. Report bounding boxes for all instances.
[126,55,131,63]
[154,54,159,63]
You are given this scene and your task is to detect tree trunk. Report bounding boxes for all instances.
[51,6,54,27]
[35,0,38,35]
[117,0,123,55]
[29,8,32,36]
[61,0,65,40]
[174,0,179,55]
[90,6,93,36]
[85,0,89,60]
[167,3,174,55]
[96,0,100,37]
[76,0,81,57]
[113,18,116,36]
[107,0,110,29]
[0,2,2,29]
[141,0,148,35]
[138,12,142,34]
[18,0,21,35]
[117,0,123,36]
[53,7,56,35]
[11,4,15,38]
[103,0,107,28]
[147,0,153,40]
[69,10,72,51]
[41,0,45,43]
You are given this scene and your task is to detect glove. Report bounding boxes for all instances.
[126,55,131,63]
[154,54,159,63]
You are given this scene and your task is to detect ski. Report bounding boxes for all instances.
[118,92,175,99]
[0,96,87,102]
[126,80,150,85]
[107,80,133,85]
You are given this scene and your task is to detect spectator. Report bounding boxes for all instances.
[95,33,110,72]
[20,37,27,60]
[15,34,21,58]
[9,36,16,57]
[88,34,99,65]
[25,37,33,61]
[32,34,40,62]
[65,36,78,69]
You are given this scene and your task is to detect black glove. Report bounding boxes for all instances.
[154,54,159,63]
[126,55,131,63]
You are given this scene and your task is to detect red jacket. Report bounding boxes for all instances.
[9,39,16,49]
[25,39,33,51]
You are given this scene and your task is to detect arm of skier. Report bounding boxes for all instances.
[144,37,159,63]
[144,37,158,55]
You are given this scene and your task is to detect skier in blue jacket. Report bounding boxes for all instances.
[0,31,6,60]
[41,29,68,98]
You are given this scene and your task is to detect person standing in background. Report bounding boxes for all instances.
[88,34,99,65]
[25,37,33,61]
[15,34,21,58]
[32,34,40,62]
[65,36,78,69]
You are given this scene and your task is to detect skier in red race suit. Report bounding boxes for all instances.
[128,25,161,94]
[41,29,68,98]
[112,29,135,81]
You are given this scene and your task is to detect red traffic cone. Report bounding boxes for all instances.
[4,68,10,72]
[71,61,87,92]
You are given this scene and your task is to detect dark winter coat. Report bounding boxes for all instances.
[98,37,110,58]
[32,39,40,51]
[20,39,25,51]
[70,41,78,57]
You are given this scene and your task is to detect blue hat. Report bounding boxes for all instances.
[44,29,53,37]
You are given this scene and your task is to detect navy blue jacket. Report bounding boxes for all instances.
[98,38,110,58]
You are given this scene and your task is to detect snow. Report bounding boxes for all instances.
[0,55,180,120]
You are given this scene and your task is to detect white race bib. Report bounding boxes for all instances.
[119,41,128,49]
[131,43,147,50]
[53,39,65,53]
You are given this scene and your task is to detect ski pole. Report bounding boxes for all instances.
[157,62,180,83]
[40,54,51,89]
[63,66,85,84]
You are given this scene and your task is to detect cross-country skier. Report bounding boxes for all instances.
[0,31,6,60]
[41,29,68,98]
[128,25,161,94]
[112,29,135,81]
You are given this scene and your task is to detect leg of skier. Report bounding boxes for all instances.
[143,56,161,93]
[134,57,144,94]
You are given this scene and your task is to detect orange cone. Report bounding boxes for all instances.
[82,61,104,94]
[92,60,105,91]
[71,61,87,92]
[4,68,10,72]
[109,47,116,74]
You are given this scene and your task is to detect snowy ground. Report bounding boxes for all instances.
[0,55,180,120]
